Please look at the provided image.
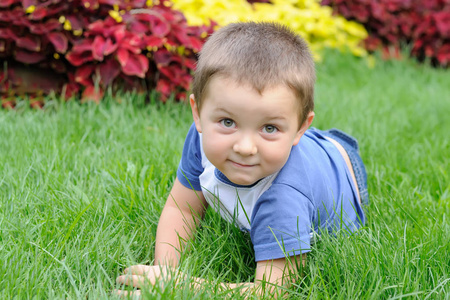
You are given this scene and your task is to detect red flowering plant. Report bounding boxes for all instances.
[0,0,214,108]
[321,0,450,67]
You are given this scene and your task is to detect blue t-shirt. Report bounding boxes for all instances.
[177,123,365,261]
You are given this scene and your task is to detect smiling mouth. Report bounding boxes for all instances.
[229,160,256,168]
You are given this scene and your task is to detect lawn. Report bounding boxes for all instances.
[0,51,449,299]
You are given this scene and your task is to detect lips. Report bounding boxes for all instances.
[229,160,256,168]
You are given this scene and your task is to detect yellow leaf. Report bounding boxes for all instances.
[25,5,36,14]
[64,20,72,31]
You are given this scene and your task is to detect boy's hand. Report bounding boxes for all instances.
[114,265,179,297]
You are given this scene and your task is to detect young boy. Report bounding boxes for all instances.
[116,21,368,296]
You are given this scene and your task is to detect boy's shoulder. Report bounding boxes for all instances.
[272,128,341,195]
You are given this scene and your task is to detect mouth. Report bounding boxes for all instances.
[229,160,257,168]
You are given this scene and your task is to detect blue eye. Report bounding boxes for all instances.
[263,125,277,134]
[221,119,235,128]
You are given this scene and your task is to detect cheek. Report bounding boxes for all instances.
[262,142,292,168]
[202,132,229,162]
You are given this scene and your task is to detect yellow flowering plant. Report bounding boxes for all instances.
[171,0,368,60]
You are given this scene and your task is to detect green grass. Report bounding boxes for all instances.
[1,52,449,299]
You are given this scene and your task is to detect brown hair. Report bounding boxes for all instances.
[192,22,315,124]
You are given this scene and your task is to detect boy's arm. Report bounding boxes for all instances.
[115,178,207,296]
[115,254,306,298]
[154,178,207,267]
[219,254,306,296]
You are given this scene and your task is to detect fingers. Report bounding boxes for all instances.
[116,265,173,288]
[124,265,153,276]
[124,265,173,280]
[116,274,148,288]
[115,265,177,298]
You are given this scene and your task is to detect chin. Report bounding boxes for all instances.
[229,176,259,186]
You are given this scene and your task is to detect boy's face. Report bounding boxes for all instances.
[190,76,314,186]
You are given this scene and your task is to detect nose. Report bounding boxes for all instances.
[233,133,257,156]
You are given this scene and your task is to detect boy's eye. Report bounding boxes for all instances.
[220,119,235,128]
[263,125,278,134]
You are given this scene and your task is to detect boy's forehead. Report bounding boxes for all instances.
[205,75,299,104]
[205,74,282,97]
[203,75,302,116]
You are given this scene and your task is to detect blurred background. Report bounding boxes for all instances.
[0,0,448,107]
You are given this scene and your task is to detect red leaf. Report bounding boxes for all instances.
[0,0,15,8]
[129,19,150,34]
[174,29,189,44]
[82,85,104,103]
[48,32,68,53]
[14,49,46,64]
[66,15,84,31]
[2,101,15,109]
[15,35,41,52]
[66,39,95,66]
[103,38,118,56]
[88,19,119,37]
[150,16,170,37]
[97,59,121,86]
[436,44,450,65]
[103,24,126,38]
[0,28,16,39]
[71,39,94,52]
[0,10,12,22]
[66,50,94,66]
[113,26,126,43]
[143,35,164,48]
[120,43,141,54]
[153,49,180,65]
[156,78,171,99]
[116,48,129,67]
[22,0,34,9]
[433,12,450,38]
[183,57,196,70]
[30,7,49,20]
[88,20,107,35]
[75,64,95,86]
[159,65,174,79]
[189,37,203,51]
[98,0,118,5]
[92,35,106,61]
[62,82,80,99]
[121,53,148,78]
[119,34,142,54]
[29,18,61,34]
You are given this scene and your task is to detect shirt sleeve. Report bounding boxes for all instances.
[251,183,315,262]
[176,123,204,191]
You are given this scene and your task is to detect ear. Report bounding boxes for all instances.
[293,111,315,146]
[190,94,202,133]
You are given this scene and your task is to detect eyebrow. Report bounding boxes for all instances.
[214,107,235,116]
[265,116,288,122]
[215,107,288,122]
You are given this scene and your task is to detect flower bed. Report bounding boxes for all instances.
[171,0,368,60]
[322,0,450,66]
[0,0,214,107]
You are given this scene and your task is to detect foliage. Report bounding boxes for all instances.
[1,52,449,298]
[247,0,271,3]
[0,0,214,106]
[171,0,368,60]
[322,0,450,67]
